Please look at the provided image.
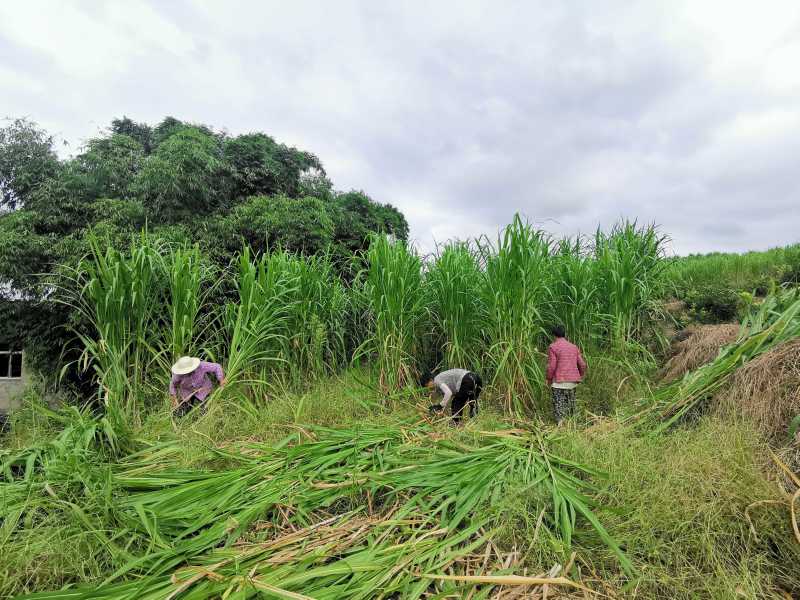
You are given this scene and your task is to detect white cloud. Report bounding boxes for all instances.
[2,0,800,255]
[0,64,44,94]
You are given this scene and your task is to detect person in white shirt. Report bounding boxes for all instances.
[420,368,482,423]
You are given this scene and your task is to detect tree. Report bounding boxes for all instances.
[0,118,60,210]
[223,133,327,200]
[0,210,55,294]
[332,191,409,253]
[75,134,145,199]
[213,195,336,257]
[133,127,230,221]
[111,117,153,153]
[23,162,97,235]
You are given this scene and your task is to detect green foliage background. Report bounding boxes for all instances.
[0,116,408,382]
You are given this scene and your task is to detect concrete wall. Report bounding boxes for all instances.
[0,352,26,413]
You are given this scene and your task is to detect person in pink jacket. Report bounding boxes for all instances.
[545,325,587,424]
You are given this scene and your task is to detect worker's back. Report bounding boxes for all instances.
[547,338,586,383]
[433,368,469,393]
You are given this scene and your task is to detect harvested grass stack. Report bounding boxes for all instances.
[5,420,631,599]
[631,288,800,434]
[716,338,800,441]
[662,324,741,382]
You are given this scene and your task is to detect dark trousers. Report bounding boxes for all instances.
[173,394,207,417]
[452,372,482,422]
[551,387,576,423]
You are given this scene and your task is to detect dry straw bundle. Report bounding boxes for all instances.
[714,338,800,440]
[662,324,741,382]
[632,288,800,434]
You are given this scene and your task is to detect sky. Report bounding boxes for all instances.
[2,0,800,256]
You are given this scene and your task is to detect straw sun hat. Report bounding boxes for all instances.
[171,356,201,375]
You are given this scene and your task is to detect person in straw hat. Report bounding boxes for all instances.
[169,356,226,416]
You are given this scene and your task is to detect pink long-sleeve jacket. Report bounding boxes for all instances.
[546,338,587,384]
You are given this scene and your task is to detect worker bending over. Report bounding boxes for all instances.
[421,368,482,423]
[169,356,226,416]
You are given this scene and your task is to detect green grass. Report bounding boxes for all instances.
[548,418,800,598]
[669,244,800,295]
[2,388,627,598]
[3,368,798,599]
[56,215,672,423]
[478,216,552,414]
[356,234,426,393]
[425,241,484,370]
[594,221,668,345]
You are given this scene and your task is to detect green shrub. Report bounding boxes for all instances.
[683,285,742,323]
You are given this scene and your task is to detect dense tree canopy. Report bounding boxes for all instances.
[0,118,60,211]
[0,115,408,381]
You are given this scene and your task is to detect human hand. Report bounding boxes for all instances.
[220,378,227,387]
[428,403,444,414]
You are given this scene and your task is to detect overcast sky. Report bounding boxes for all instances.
[2,1,800,255]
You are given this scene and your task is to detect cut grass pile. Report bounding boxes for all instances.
[631,288,800,434]
[3,382,799,599]
[716,338,800,441]
[662,324,740,382]
[2,408,630,599]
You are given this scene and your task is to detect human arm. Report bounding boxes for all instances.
[169,374,178,397]
[438,383,453,408]
[204,362,226,385]
[577,349,587,377]
[545,346,556,385]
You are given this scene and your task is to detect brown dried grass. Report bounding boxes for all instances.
[663,299,686,315]
[775,443,800,495]
[661,324,741,382]
[715,338,800,441]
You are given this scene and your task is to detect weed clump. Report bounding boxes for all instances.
[682,284,744,323]
[551,418,800,598]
